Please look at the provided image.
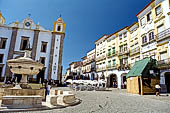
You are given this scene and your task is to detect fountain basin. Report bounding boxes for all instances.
[7,57,44,75]
[2,95,42,108]
[3,88,45,100]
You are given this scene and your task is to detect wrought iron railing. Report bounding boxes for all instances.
[130,47,140,56]
[107,51,118,58]
[157,58,170,69]
[119,49,129,56]
[156,28,170,41]
[95,55,106,61]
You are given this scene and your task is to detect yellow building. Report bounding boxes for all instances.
[128,22,141,67]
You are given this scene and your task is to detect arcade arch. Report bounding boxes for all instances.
[107,73,117,88]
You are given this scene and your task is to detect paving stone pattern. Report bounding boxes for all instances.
[19,88,170,113]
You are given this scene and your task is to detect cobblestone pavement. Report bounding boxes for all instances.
[19,88,170,113]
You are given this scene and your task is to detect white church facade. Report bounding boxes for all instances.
[0,11,65,84]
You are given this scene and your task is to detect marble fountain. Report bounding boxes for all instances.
[1,50,44,108]
[0,50,80,111]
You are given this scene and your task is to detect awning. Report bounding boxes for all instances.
[126,58,151,78]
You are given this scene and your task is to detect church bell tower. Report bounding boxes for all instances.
[53,16,65,33]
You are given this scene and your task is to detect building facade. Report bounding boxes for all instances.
[66,0,170,92]
[0,11,65,84]
[82,49,96,80]
[136,0,170,92]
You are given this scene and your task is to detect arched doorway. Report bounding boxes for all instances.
[121,73,127,89]
[165,72,170,93]
[107,74,117,88]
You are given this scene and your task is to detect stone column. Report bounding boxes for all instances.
[5,27,18,78]
[31,30,40,60]
[20,74,28,84]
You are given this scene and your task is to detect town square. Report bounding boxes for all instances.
[0,0,170,112]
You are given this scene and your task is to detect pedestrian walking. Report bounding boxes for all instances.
[155,84,161,96]
[45,82,51,101]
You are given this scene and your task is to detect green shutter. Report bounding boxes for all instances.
[108,49,111,56]
[112,47,115,55]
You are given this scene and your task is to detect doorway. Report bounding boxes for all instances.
[107,74,117,88]
[121,73,127,89]
[165,72,170,93]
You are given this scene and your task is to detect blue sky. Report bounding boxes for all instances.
[0,0,151,73]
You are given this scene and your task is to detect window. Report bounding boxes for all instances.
[112,47,115,54]
[108,49,111,56]
[140,17,146,26]
[108,61,111,67]
[119,35,122,40]
[0,38,7,49]
[57,25,61,31]
[0,66,3,77]
[119,46,123,52]
[147,12,152,22]
[124,32,127,38]
[20,37,29,50]
[155,5,161,16]
[142,36,147,44]
[113,59,116,66]
[157,24,164,33]
[41,42,47,53]
[149,32,154,41]
[160,51,167,60]
[40,57,45,65]
[0,54,3,63]
[124,44,127,52]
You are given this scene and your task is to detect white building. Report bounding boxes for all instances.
[0,11,66,84]
[82,49,96,80]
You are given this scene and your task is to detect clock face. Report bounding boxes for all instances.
[25,22,31,27]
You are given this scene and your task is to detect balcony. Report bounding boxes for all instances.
[119,49,129,56]
[107,51,118,58]
[157,58,170,69]
[130,47,140,56]
[106,65,117,70]
[156,28,170,42]
[118,63,130,70]
[86,58,95,64]
[96,67,106,72]
[96,55,106,62]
